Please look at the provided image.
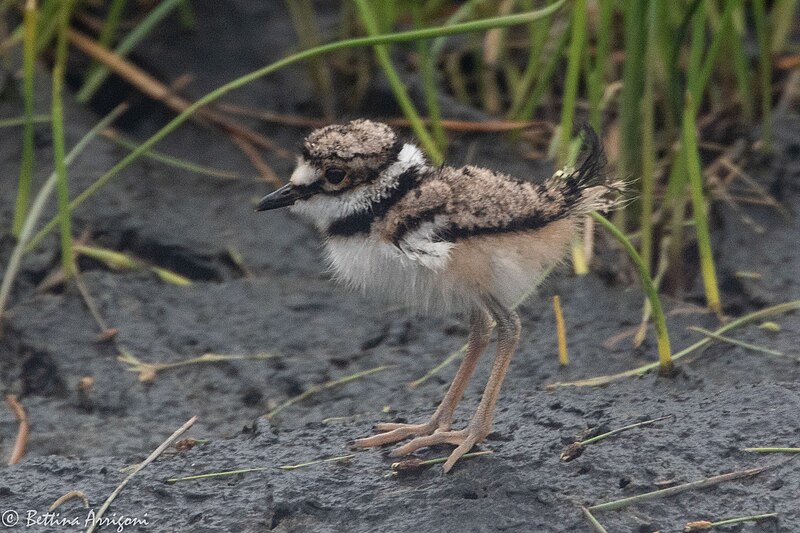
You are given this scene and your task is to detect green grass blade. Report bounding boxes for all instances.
[81,0,128,89]
[52,0,76,278]
[730,1,753,121]
[34,0,59,53]
[619,0,647,178]
[752,0,772,149]
[639,1,659,276]
[513,22,570,122]
[104,130,239,179]
[26,2,567,252]
[770,0,798,52]
[77,0,184,103]
[587,0,613,132]
[12,0,38,238]
[557,0,586,165]
[285,0,334,118]
[0,115,50,128]
[0,105,127,322]
[413,3,446,151]
[353,0,441,163]
[692,0,735,112]
[591,213,673,375]
[683,94,721,315]
[548,300,800,388]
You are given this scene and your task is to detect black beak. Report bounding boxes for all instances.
[255,183,309,211]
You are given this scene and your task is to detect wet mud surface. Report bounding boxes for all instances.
[1,2,799,532]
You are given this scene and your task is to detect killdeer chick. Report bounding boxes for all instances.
[257,119,620,472]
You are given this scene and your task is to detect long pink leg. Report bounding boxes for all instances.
[388,297,521,473]
[352,308,493,448]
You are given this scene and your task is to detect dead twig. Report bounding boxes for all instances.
[279,454,355,470]
[5,395,29,465]
[391,450,493,472]
[561,415,674,461]
[49,491,90,511]
[684,512,778,531]
[265,365,394,419]
[581,507,609,533]
[118,350,278,382]
[588,460,792,513]
[66,30,289,181]
[86,416,197,533]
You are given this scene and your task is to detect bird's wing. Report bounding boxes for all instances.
[373,177,454,270]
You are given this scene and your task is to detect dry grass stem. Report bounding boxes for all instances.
[86,416,197,533]
[118,351,278,382]
[266,365,394,419]
[5,394,29,465]
[49,491,90,511]
[279,454,355,470]
[588,461,789,513]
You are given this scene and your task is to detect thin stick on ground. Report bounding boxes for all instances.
[279,454,355,470]
[86,416,197,533]
[688,326,786,357]
[391,450,493,471]
[553,295,569,366]
[266,365,394,419]
[5,394,29,465]
[587,461,790,513]
[49,491,90,511]
[684,512,778,531]
[561,415,673,462]
[74,267,114,335]
[165,466,271,484]
[117,351,278,382]
[581,507,609,533]
[744,447,800,453]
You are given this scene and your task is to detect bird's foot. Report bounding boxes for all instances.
[354,417,491,473]
[389,424,490,473]
[352,419,445,449]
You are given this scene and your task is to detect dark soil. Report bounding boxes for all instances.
[1,2,799,532]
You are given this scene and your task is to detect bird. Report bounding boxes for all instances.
[256,119,621,473]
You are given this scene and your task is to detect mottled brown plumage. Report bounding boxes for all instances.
[256,120,621,472]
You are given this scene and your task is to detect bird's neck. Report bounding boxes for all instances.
[291,143,429,230]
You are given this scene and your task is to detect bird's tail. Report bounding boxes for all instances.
[544,125,625,216]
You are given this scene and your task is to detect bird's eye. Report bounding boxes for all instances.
[324,168,347,185]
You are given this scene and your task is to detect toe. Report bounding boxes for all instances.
[442,438,478,473]
[389,430,467,457]
[374,422,424,432]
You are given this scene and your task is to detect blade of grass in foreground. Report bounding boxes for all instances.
[80,0,127,93]
[12,0,38,238]
[77,0,184,102]
[51,0,76,278]
[354,0,441,163]
[26,1,567,253]
[592,213,673,375]
[752,0,772,149]
[0,105,127,322]
[683,94,721,315]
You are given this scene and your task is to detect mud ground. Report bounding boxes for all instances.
[1,2,799,532]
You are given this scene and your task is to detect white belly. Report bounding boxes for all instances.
[323,237,474,314]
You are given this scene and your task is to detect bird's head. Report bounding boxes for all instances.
[256,119,423,214]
